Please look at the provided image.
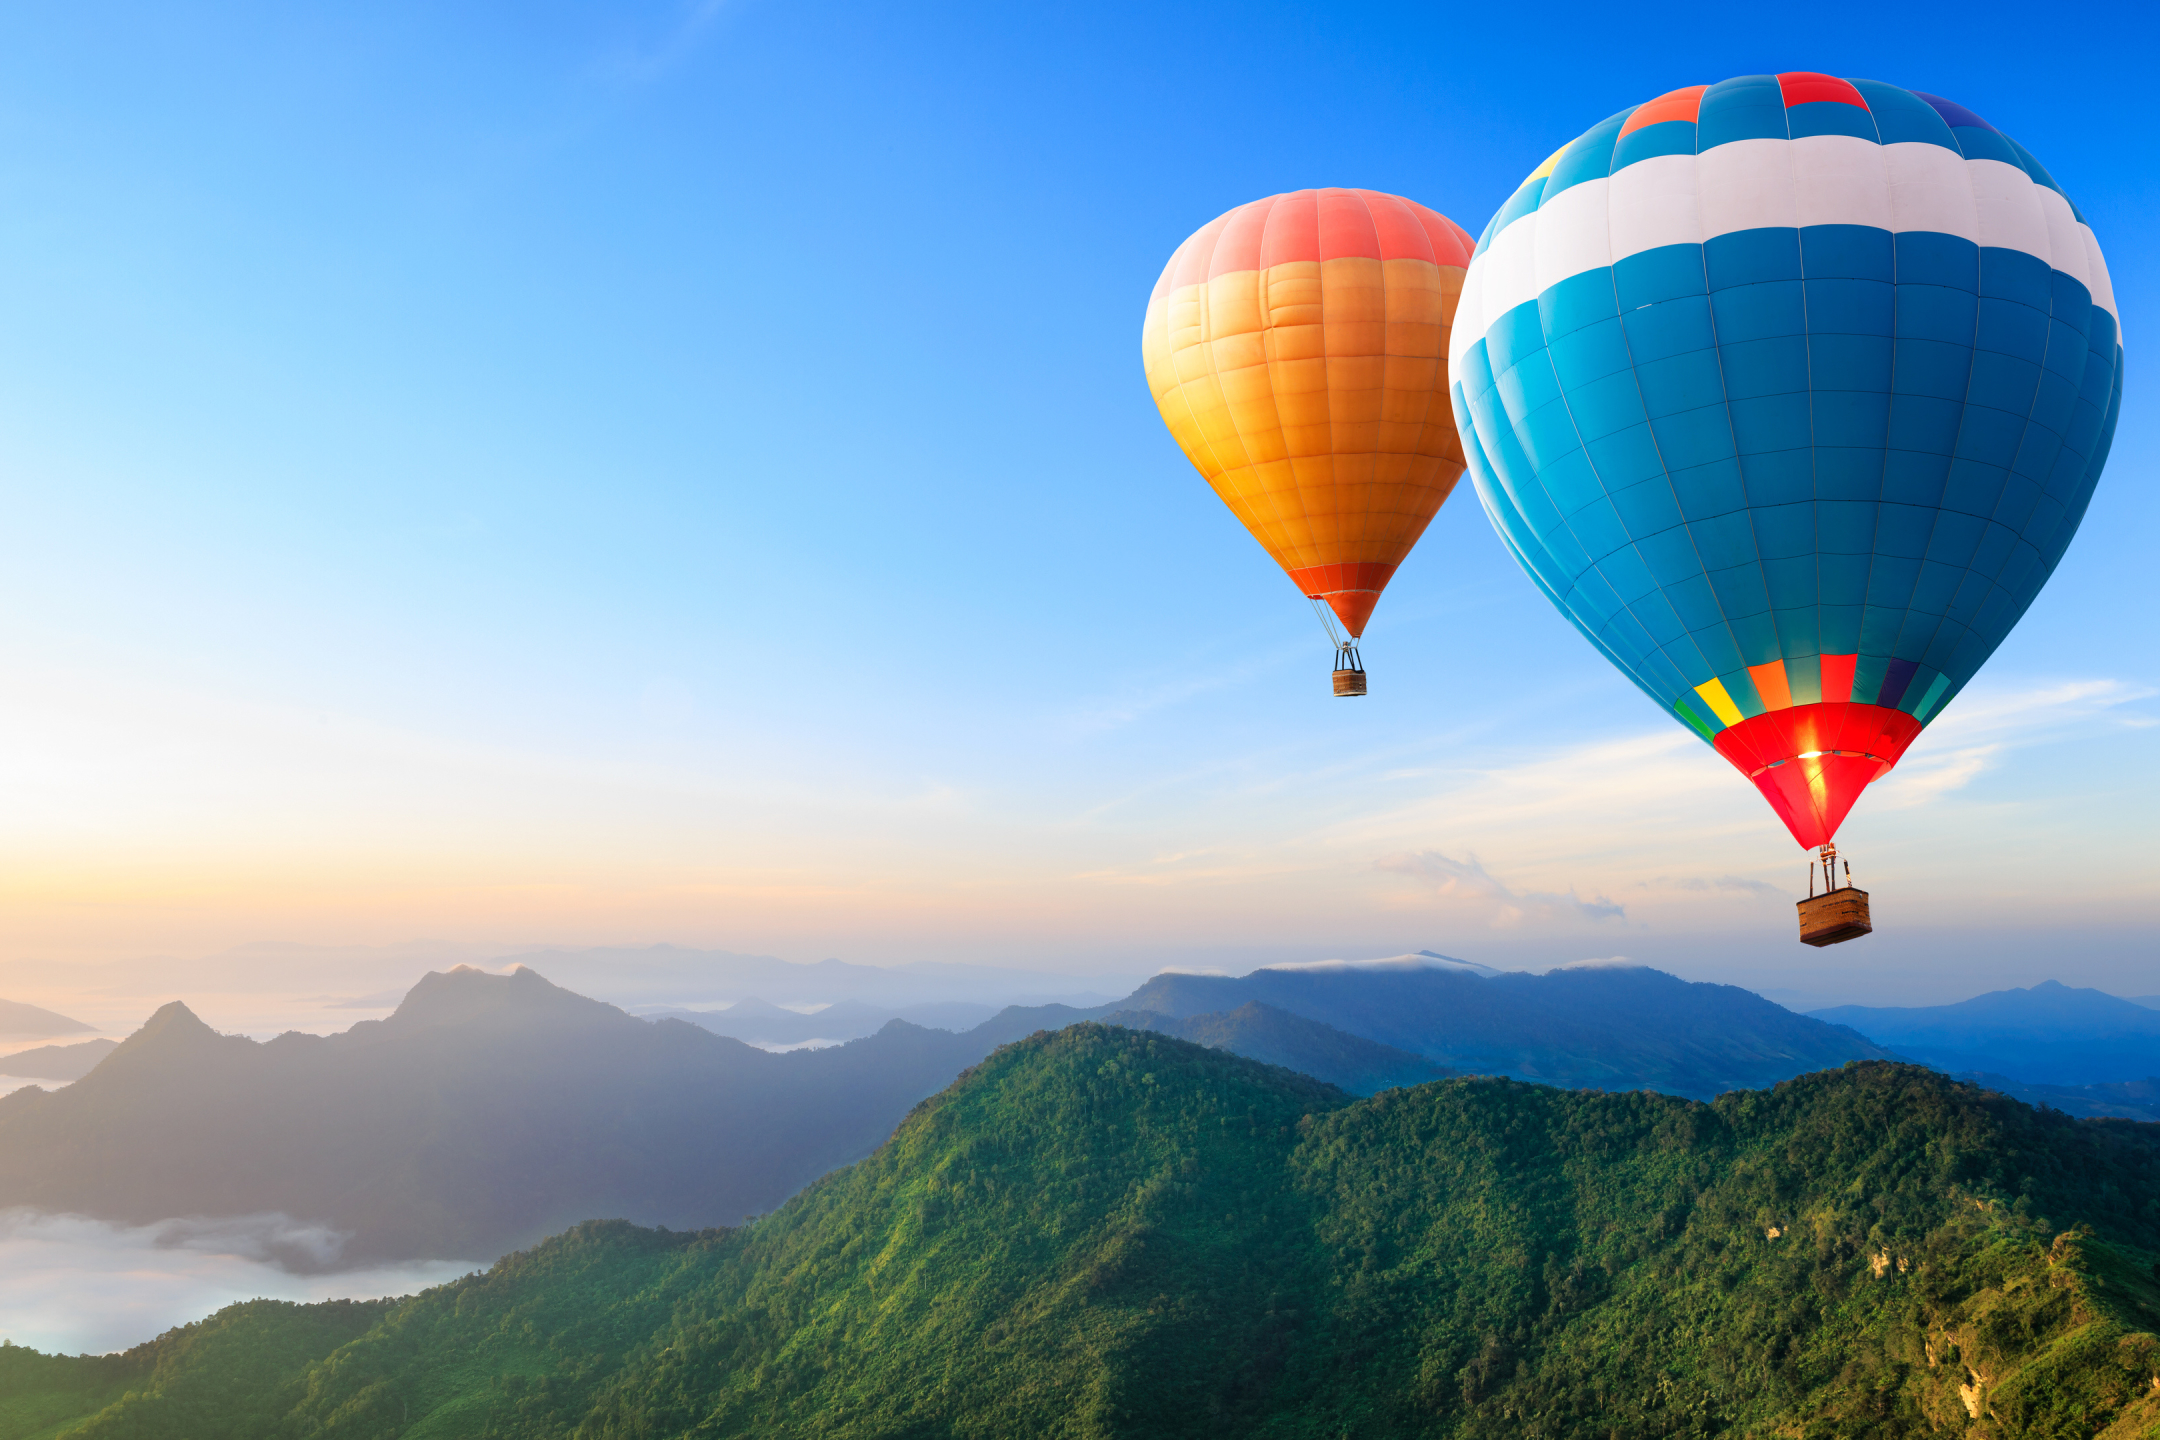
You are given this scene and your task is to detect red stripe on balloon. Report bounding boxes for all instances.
[1257,190,1321,270]
[1778,72,1868,109]
[1712,702,1924,849]
[1818,653,1856,704]
[1155,190,1475,285]
[1288,560,1398,638]
[1366,192,1437,265]
[1619,85,1708,137]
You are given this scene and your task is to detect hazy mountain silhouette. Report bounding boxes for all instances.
[1120,963,1891,1097]
[1097,1002,1453,1095]
[645,998,1001,1046]
[1953,1072,2160,1121]
[1811,980,2160,1084]
[0,998,95,1038]
[0,1036,118,1079]
[0,966,1091,1264]
[0,961,1919,1265]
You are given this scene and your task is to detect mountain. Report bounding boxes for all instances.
[0,999,94,1038]
[644,998,1001,1047]
[1812,980,2160,1084]
[1956,1073,2160,1122]
[2136,995,2160,1010]
[10,1031,2159,1439]
[1119,962,1891,1097]
[1253,947,1515,976]
[0,1037,118,1080]
[1099,1001,1453,1095]
[0,966,1093,1264]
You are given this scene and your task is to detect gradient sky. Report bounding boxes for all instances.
[0,0,2151,1008]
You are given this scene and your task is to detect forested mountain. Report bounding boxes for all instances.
[0,966,1088,1263]
[1121,962,1892,1097]
[0,962,1926,1267]
[1098,1000,1453,1094]
[9,1029,2159,1440]
[1813,980,2160,1085]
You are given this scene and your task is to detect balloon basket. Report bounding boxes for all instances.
[1332,644,1366,698]
[1797,889,1872,947]
[1797,843,1870,946]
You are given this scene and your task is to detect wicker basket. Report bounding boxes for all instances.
[1333,668,1367,697]
[1797,889,1872,947]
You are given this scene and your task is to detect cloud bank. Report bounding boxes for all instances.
[0,1209,477,1356]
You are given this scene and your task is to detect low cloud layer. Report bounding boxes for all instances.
[0,1209,477,1356]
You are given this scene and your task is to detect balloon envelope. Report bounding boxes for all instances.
[1448,75,2122,847]
[1144,189,1476,637]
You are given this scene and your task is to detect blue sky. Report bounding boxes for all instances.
[0,0,2151,1006]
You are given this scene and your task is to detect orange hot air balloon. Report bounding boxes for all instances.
[1142,188,1476,695]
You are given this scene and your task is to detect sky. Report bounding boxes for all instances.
[0,0,2152,1014]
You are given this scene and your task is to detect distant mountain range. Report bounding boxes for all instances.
[1123,961,1892,1097]
[0,998,94,1038]
[1953,1073,2160,1123]
[0,959,1907,1261]
[643,997,1002,1047]
[0,966,1090,1264]
[1811,980,2160,1085]
[0,1036,117,1080]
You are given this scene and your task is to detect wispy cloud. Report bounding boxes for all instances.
[1056,646,1298,737]
[1873,678,2152,809]
[1921,679,2151,742]
[1375,850,1624,927]
[1319,676,2155,932]
[1654,875,1787,899]
[1331,729,1736,854]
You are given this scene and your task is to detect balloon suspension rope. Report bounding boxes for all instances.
[1807,843,1852,898]
[1307,597,1363,673]
[1307,596,1346,648]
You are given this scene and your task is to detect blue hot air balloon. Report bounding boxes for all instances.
[1447,73,2121,939]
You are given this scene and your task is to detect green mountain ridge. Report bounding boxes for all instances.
[1098,1000,1455,1094]
[0,962,1910,1262]
[10,1027,2159,1439]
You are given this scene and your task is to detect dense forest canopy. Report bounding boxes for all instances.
[7,1027,2158,1439]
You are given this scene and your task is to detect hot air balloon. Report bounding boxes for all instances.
[1144,189,1478,695]
[1447,75,2121,944]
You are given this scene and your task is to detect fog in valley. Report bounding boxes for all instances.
[0,1209,475,1355]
